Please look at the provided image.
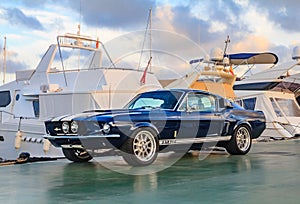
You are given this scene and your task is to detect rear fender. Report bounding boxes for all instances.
[233,121,252,133]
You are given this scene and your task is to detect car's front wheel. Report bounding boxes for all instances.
[226,125,252,155]
[62,148,93,162]
[121,128,158,166]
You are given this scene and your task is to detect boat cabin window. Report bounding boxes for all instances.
[243,98,256,110]
[233,82,279,91]
[272,98,300,117]
[51,47,95,71]
[270,98,283,117]
[32,100,39,117]
[0,91,11,107]
[235,98,256,110]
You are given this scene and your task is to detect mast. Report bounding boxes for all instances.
[149,8,152,72]
[77,24,81,71]
[2,36,6,84]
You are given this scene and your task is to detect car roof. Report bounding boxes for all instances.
[145,88,223,98]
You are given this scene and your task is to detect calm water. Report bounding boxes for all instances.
[0,139,299,204]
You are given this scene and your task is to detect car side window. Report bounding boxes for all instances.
[179,93,217,112]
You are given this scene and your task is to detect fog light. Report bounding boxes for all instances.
[102,123,110,134]
[62,122,69,133]
[70,121,78,133]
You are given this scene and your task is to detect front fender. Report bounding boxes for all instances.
[131,122,160,136]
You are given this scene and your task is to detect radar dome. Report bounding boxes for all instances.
[292,46,300,60]
[210,48,223,61]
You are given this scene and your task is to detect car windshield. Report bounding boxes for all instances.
[125,90,184,110]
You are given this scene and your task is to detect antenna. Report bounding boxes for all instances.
[2,36,6,84]
[79,0,82,28]
[223,35,230,56]
[138,8,152,71]
[56,36,68,87]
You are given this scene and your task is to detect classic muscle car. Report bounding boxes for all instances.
[44,89,266,166]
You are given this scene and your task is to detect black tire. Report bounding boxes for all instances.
[121,128,158,166]
[226,125,252,155]
[62,148,93,162]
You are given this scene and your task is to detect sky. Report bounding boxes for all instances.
[0,0,300,83]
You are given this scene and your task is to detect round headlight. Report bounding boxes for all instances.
[70,121,79,133]
[102,123,110,134]
[62,122,69,133]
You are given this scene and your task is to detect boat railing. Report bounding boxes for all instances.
[0,111,36,123]
[0,110,14,123]
[57,34,99,51]
[47,66,154,74]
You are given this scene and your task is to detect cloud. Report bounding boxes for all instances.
[153,5,176,31]
[20,0,49,8]
[0,49,27,73]
[231,35,271,52]
[5,59,27,73]
[152,1,254,53]
[2,8,44,30]
[66,0,156,29]
[252,0,300,32]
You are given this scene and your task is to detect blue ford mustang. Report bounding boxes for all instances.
[44,89,266,166]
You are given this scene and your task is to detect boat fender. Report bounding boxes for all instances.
[15,130,23,149]
[18,152,30,160]
[43,139,51,153]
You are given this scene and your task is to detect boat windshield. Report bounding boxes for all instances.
[125,90,183,110]
[271,98,300,117]
[51,47,96,71]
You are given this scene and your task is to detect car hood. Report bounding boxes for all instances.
[50,109,148,122]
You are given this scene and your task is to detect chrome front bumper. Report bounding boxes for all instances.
[43,134,120,140]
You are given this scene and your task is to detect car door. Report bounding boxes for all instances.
[177,92,225,139]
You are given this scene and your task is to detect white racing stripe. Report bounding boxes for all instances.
[159,136,231,146]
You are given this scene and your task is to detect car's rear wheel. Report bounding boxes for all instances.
[62,148,93,162]
[121,128,158,166]
[226,125,252,155]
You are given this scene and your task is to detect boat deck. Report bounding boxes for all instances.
[0,139,299,204]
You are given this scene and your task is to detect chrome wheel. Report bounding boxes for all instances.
[236,126,251,152]
[133,130,157,162]
[226,125,252,155]
[121,128,158,166]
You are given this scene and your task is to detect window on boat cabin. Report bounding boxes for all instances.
[51,47,96,71]
[272,98,300,117]
[234,98,256,110]
[270,98,283,117]
[32,100,39,117]
[179,93,217,112]
[0,91,11,107]
[243,98,256,110]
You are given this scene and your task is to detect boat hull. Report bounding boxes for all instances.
[0,122,64,160]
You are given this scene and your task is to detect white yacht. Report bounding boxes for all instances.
[234,47,300,139]
[164,47,278,100]
[164,44,300,139]
[0,32,161,160]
